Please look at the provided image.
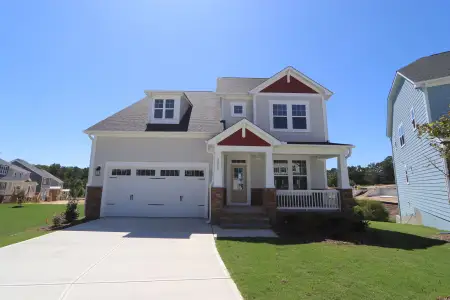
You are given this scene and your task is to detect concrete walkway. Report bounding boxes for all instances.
[0,218,242,300]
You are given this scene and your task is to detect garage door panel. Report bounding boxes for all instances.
[102,164,207,218]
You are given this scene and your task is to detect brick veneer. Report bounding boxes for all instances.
[262,188,277,224]
[85,186,102,220]
[210,187,225,225]
[337,188,356,212]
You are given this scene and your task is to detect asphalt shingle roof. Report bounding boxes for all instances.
[12,159,63,183]
[85,92,222,134]
[216,77,268,93]
[0,158,31,181]
[398,51,450,82]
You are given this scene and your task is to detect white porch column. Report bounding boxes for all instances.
[265,150,275,188]
[337,153,350,189]
[213,148,224,187]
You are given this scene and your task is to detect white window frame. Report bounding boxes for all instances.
[149,98,181,124]
[273,160,289,190]
[230,102,246,117]
[269,100,310,132]
[398,123,405,148]
[410,107,416,131]
[273,158,310,190]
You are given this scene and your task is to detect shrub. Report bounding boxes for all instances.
[52,213,64,227]
[64,199,79,223]
[277,212,369,237]
[354,199,389,222]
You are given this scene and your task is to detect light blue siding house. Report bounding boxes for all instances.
[387,51,450,230]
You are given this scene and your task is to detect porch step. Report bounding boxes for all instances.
[219,208,271,229]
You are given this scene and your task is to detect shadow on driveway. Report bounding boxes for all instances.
[64,217,213,239]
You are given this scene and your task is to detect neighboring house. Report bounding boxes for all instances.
[11,159,64,200]
[387,51,450,231]
[84,66,354,226]
[0,158,37,203]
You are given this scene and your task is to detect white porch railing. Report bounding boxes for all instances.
[276,190,341,211]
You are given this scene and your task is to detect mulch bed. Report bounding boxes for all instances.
[432,234,450,242]
[41,218,88,231]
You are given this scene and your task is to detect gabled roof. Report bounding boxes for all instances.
[0,158,30,180]
[249,66,333,99]
[398,51,450,83]
[216,77,268,94]
[12,159,63,183]
[207,119,281,146]
[387,51,450,137]
[85,92,222,134]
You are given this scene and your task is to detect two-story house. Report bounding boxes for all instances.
[387,51,450,231]
[0,158,37,203]
[84,66,354,227]
[11,159,64,200]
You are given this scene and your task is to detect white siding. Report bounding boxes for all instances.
[91,137,213,187]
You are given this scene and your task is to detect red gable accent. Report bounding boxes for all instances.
[261,75,318,93]
[218,129,270,146]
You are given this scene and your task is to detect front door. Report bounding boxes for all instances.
[230,165,247,204]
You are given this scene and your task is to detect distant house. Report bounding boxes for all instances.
[0,158,37,203]
[11,159,63,200]
[386,51,450,230]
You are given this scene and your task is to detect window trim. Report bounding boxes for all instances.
[269,100,310,132]
[149,97,181,124]
[230,102,246,117]
[410,107,416,131]
[398,123,405,148]
[273,158,310,190]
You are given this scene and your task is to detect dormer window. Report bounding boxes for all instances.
[154,99,175,119]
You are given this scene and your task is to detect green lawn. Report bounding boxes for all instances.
[216,222,450,300]
[0,203,85,248]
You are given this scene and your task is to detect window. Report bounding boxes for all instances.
[274,160,289,190]
[231,160,246,164]
[153,99,175,119]
[185,170,204,177]
[292,104,307,129]
[0,182,6,190]
[0,165,8,176]
[160,170,180,176]
[272,104,288,129]
[292,160,307,190]
[111,169,131,176]
[398,123,405,147]
[136,169,155,176]
[231,102,246,117]
[410,107,416,130]
[270,101,309,131]
[42,178,49,185]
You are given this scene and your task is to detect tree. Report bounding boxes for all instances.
[417,110,450,177]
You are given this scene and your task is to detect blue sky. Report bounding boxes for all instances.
[1,0,449,168]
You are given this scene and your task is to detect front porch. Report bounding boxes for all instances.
[207,119,354,227]
[210,146,354,226]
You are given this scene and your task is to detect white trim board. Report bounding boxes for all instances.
[248,66,333,99]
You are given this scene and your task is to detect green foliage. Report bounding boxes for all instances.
[52,213,64,227]
[327,156,395,186]
[354,199,389,222]
[35,164,88,198]
[64,199,80,223]
[417,110,450,176]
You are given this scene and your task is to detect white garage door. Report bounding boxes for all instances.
[102,163,208,218]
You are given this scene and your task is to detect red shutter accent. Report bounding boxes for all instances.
[218,129,271,146]
[261,75,318,93]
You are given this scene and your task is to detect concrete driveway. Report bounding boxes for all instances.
[0,218,242,300]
